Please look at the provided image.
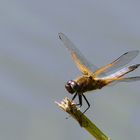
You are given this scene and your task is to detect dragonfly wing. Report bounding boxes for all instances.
[99,64,140,84]
[117,76,140,82]
[59,33,98,75]
[104,76,140,87]
[107,76,140,86]
[93,50,139,77]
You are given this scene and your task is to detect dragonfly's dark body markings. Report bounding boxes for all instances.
[59,32,140,113]
[75,76,107,92]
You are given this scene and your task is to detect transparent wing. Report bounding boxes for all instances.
[93,50,139,77]
[58,33,139,77]
[106,76,140,86]
[118,76,140,82]
[58,33,98,75]
[101,64,140,80]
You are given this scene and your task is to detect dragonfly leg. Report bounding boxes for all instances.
[71,92,83,107]
[77,94,82,107]
[72,92,83,106]
[72,92,77,101]
[72,93,90,114]
[82,93,90,114]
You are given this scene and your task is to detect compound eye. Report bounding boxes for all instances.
[65,80,79,94]
[70,81,77,89]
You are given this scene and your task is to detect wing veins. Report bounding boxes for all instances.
[93,50,139,77]
[59,33,98,75]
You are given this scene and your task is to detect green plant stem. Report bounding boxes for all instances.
[55,97,111,140]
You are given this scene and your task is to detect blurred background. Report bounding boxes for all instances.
[0,0,140,140]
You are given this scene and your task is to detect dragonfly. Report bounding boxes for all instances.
[58,32,140,113]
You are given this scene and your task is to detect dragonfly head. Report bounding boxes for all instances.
[65,80,79,94]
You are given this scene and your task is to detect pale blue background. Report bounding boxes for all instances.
[0,0,140,140]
